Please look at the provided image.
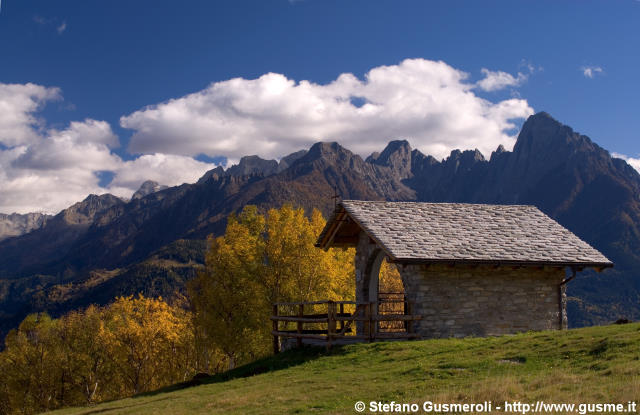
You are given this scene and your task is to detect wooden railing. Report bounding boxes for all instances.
[378,292,408,332]
[271,300,422,352]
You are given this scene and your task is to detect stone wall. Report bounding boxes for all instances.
[352,230,568,338]
[399,263,567,338]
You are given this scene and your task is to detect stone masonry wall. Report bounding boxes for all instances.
[400,263,567,338]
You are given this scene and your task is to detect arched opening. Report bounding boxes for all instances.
[377,258,406,333]
[361,249,407,334]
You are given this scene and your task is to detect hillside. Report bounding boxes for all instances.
[52,323,640,415]
[2,112,640,337]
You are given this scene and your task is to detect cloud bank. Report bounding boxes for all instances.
[2,59,534,214]
[122,59,533,162]
[0,84,215,214]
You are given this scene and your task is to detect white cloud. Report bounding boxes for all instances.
[476,68,528,92]
[108,154,216,197]
[0,60,535,214]
[612,152,640,173]
[0,83,61,146]
[0,83,216,214]
[57,21,67,34]
[122,58,533,162]
[581,66,604,79]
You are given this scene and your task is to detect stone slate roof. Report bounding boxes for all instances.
[318,200,612,267]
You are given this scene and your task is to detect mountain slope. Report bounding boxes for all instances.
[1,112,640,337]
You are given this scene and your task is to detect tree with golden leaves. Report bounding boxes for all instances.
[188,204,354,369]
[0,295,197,414]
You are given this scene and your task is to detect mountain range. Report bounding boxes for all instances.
[1,111,639,339]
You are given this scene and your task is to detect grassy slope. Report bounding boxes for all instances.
[54,323,640,415]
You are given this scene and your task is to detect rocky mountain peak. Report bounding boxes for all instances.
[62,193,125,225]
[489,144,508,163]
[442,148,486,174]
[513,111,576,160]
[368,140,413,179]
[277,150,308,172]
[307,141,345,157]
[302,142,359,167]
[510,111,606,185]
[132,180,169,200]
[226,155,278,177]
[196,166,225,184]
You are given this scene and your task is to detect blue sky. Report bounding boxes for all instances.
[0,0,638,213]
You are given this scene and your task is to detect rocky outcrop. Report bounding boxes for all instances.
[0,212,50,241]
[277,150,307,172]
[225,155,278,177]
[367,140,413,179]
[132,181,169,200]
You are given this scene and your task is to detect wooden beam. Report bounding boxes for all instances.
[332,235,359,245]
[322,211,346,249]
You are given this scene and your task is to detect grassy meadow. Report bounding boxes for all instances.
[52,323,640,415]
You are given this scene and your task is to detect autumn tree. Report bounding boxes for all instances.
[101,295,195,395]
[379,258,404,294]
[0,295,198,414]
[188,204,354,369]
[2,313,69,413]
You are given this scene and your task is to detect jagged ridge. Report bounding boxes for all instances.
[1,112,640,339]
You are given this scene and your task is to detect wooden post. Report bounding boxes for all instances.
[272,304,279,354]
[297,304,303,348]
[327,301,336,351]
[365,303,373,342]
[371,302,376,341]
[407,301,414,335]
[339,303,344,332]
[403,295,408,332]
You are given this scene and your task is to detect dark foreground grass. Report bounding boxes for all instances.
[53,323,640,414]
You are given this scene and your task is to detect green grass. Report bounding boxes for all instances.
[53,323,640,414]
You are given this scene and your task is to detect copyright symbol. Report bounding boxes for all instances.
[354,401,366,412]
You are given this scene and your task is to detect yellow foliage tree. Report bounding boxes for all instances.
[0,313,61,413]
[188,206,268,370]
[0,295,198,414]
[102,295,195,395]
[379,258,404,294]
[189,204,354,369]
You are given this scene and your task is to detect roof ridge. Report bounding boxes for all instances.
[341,200,539,208]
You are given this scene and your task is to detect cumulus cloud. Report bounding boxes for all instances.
[0,83,216,214]
[612,152,640,173]
[1,60,534,214]
[581,66,604,79]
[476,68,528,92]
[0,83,61,146]
[0,122,120,213]
[121,58,533,162]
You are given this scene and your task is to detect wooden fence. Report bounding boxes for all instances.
[271,299,422,352]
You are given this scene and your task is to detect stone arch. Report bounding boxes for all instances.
[362,248,386,305]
